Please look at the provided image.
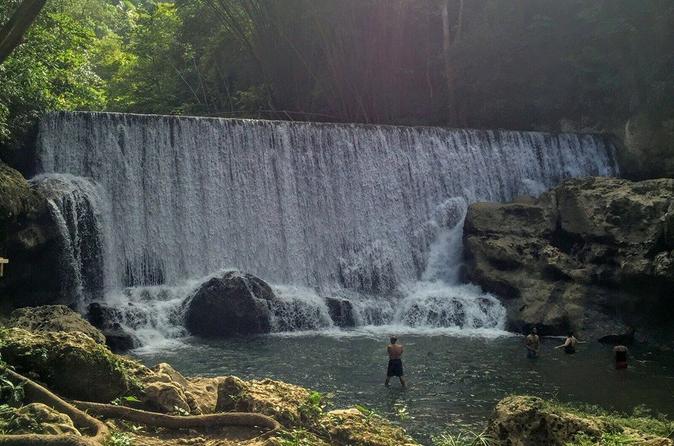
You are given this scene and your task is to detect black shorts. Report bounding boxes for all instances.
[387,359,403,377]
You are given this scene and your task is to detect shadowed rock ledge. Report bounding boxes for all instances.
[463,176,674,340]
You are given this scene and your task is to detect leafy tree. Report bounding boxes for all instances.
[0,3,106,146]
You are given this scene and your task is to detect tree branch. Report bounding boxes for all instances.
[0,0,48,65]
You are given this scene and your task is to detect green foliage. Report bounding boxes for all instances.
[111,395,142,406]
[105,2,184,113]
[548,401,674,439]
[275,428,319,446]
[298,391,331,421]
[0,403,37,435]
[0,404,15,435]
[432,430,495,446]
[354,403,378,424]
[104,431,134,446]
[0,1,108,144]
[0,373,23,406]
[393,402,411,422]
[1,0,673,158]
[567,432,636,446]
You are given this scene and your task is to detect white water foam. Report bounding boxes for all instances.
[32,112,619,347]
[30,174,109,308]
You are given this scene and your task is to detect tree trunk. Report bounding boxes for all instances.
[0,0,47,65]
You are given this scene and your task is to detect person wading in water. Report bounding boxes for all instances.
[525,327,541,359]
[614,344,629,369]
[555,332,581,354]
[385,336,406,387]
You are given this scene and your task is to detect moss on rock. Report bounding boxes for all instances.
[0,403,81,436]
[215,376,420,445]
[488,396,674,446]
[0,328,148,402]
[321,408,419,446]
[217,376,311,426]
[0,162,43,225]
[7,305,106,344]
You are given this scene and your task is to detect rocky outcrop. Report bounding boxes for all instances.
[184,271,279,337]
[488,396,673,446]
[322,408,419,446]
[0,162,64,308]
[0,324,419,445]
[86,302,140,352]
[216,376,311,427]
[489,396,604,446]
[215,375,419,445]
[619,113,674,180]
[464,177,674,338]
[7,305,106,344]
[0,328,147,402]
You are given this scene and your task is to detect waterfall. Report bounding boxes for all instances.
[30,174,108,308]
[34,111,619,342]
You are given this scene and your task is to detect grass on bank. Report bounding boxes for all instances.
[432,429,495,446]
[554,401,674,441]
[431,399,674,446]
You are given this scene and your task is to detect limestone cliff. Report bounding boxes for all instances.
[463,177,674,339]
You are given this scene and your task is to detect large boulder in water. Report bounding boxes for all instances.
[184,271,278,337]
[326,297,356,328]
[463,177,674,339]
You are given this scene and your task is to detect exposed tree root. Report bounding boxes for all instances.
[0,368,108,446]
[0,368,281,446]
[72,401,281,440]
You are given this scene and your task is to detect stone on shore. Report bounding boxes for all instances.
[7,305,106,344]
[488,396,674,446]
[0,328,147,402]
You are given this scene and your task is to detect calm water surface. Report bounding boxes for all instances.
[133,330,674,444]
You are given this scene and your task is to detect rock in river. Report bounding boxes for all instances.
[184,271,278,337]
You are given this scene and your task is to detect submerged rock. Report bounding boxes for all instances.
[184,271,278,337]
[464,177,674,338]
[7,305,105,344]
[326,297,356,327]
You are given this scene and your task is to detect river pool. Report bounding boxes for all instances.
[133,328,674,444]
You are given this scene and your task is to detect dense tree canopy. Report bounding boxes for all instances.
[1,0,673,174]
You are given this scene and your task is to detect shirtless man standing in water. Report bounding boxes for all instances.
[525,327,541,358]
[385,337,406,387]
